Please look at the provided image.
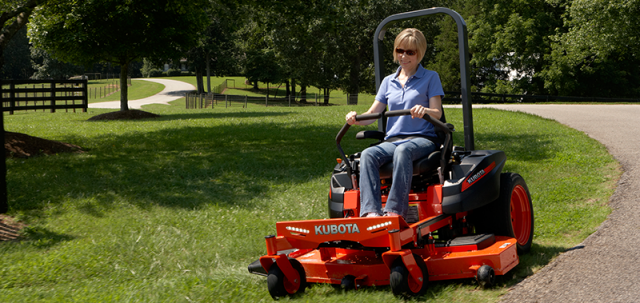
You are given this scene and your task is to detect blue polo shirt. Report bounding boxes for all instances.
[375,64,445,140]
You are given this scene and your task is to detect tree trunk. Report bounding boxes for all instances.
[195,66,204,94]
[349,56,360,105]
[266,82,270,98]
[291,79,297,100]
[253,81,258,90]
[324,88,330,105]
[119,62,129,111]
[300,85,307,103]
[0,111,7,213]
[206,53,211,93]
[285,80,290,97]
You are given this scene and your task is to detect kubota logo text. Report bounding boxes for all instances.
[315,223,360,235]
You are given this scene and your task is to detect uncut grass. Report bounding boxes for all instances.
[0,103,619,302]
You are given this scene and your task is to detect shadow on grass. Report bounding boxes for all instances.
[8,118,556,217]
[19,226,75,248]
[85,111,295,122]
[8,120,349,215]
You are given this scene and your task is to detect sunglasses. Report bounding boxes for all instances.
[395,48,417,56]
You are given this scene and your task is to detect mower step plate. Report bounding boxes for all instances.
[426,236,518,281]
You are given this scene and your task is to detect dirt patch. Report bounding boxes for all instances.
[88,109,160,121]
[5,131,84,158]
[0,214,26,241]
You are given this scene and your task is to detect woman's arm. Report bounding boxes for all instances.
[345,100,387,125]
[409,95,442,120]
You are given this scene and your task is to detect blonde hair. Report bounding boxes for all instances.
[393,28,427,64]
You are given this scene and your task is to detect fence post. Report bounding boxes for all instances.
[225,94,228,108]
[82,79,88,112]
[245,95,247,108]
[50,80,56,113]
[185,93,189,109]
[265,96,268,107]
[9,81,15,115]
[289,94,291,107]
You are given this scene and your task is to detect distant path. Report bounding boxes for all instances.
[88,78,195,109]
[453,104,640,303]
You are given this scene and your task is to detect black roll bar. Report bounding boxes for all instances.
[372,7,474,151]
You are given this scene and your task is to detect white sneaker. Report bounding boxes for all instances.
[364,212,380,217]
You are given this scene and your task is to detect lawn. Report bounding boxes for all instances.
[160,76,377,106]
[0,100,620,302]
[88,79,165,103]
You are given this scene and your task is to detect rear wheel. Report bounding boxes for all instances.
[472,173,534,254]
[389,254,428,297]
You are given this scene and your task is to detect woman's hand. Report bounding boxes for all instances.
[410,105,428,119]
[346,111,358,125]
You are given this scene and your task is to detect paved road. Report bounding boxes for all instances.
[88,78,195,109]
[466,105,640,303]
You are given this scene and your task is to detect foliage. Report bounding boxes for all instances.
[465,0,568,95]
[251,0,440,100]
[244,49,283,97]
[0,0,42,70]
[541,0,640,97]
[186,0,243,94]
[28,0,209,110]
[0,26,33,79]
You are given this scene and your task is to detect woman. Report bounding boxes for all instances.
[345,28,444,218]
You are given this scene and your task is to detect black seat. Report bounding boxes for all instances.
[378,150,441,179]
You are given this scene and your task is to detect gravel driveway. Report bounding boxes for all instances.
[466,105,640,302]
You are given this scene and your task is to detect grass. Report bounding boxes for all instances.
[88,79,165,103]
[0,100,620,302]
[159,76,377,106]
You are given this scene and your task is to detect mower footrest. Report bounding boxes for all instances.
[426,236,518,281]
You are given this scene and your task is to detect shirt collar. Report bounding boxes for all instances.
[394,64,426,80]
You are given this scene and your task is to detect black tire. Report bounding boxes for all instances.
[476,265,496,288]
[473,173,534,255]
[389,254,428,297]
[267,259,307,299]
[340,275,356,290]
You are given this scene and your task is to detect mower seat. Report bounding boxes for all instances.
[378,150,441,179]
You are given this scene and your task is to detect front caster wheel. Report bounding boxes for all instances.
[476,265,496,288]
[267,258,307,299]
[389,254,428,297]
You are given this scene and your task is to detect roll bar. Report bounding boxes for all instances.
[373,7,474,151]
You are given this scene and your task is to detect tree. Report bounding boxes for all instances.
[188,0,242,94]
[29,0,209,111]
[461,0,568,95]
[0,26,33,79]
[542,0,640,97]
[1,0,46,214]
[244,49,283,98]
[0,0,43,71]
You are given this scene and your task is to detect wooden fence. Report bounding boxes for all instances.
[1,79,88,114]
[185,92,333,109]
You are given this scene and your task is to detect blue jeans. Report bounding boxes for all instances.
[358,138,437,217]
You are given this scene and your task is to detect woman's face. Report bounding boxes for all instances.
[395,42,419,72]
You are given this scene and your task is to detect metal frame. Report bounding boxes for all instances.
[373,7,475,150]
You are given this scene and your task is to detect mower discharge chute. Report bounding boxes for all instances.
[248,7,534,299]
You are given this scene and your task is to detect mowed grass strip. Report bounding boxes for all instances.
[0,102,619,302]
[88,79,165,103]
